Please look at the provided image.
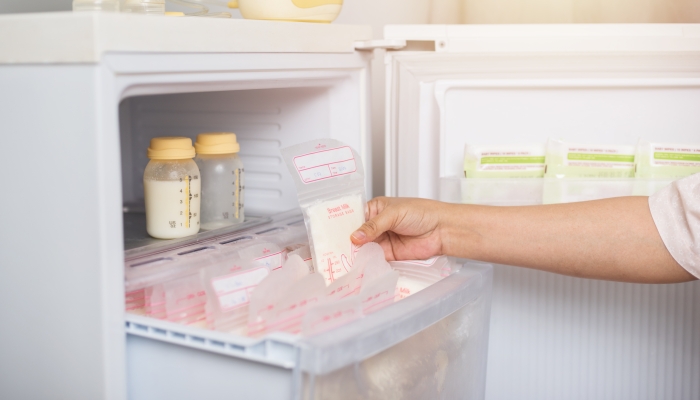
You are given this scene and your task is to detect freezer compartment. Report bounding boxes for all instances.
[439,176,674,205]
[126,262,493,400]
[119,79,370,255]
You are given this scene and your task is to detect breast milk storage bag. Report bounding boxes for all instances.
[281,139,366,286]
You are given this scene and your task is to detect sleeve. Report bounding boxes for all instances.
[648,173,700,279]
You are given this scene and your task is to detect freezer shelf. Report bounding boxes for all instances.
[126,261,492,400]
[440,176,674,205]
[123,211,270,256]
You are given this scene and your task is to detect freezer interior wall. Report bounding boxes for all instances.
[119,86,361,216]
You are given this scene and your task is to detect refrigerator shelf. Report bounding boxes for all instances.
[439,176,675,206]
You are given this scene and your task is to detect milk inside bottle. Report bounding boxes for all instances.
[194,132,245,230]
[144,137,201,239]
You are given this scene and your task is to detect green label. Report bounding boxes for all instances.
[567,153,634,163]
[654,152,700,162]
[481,156,545,164]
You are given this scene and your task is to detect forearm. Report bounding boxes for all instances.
[441,197,695,283]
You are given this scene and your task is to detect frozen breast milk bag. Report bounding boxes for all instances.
[464,144,546,178]
[544,138,635,178]
[635,139,700,179]
[164,275,207,327]
[238,242,286,271]
[202,258,270,323]
[248,255,326,336]
[287,244,314,271]
[356,243,399,313]
[302,296,363,336]
[281,139,367,286]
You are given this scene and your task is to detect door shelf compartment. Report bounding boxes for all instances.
[126,262,493,400]
[440,176,675,206]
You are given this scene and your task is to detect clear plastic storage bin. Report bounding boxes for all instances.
[124,206,493,399]
[126,261,492,400]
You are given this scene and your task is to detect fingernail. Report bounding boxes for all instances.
[351,230,366,241]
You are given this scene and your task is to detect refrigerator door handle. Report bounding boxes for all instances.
[354,39,406,51]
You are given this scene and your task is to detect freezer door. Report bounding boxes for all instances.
[384,24,700,400]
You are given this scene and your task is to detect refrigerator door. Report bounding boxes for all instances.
[384,24,700,400]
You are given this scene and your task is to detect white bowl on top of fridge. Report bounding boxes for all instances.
[144,137,201,239]
[229,0,343,23]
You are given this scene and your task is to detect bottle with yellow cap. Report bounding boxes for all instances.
[144,137,201,239]
[194,133,245,230]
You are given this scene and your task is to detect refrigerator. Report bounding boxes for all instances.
[0,11,698,400]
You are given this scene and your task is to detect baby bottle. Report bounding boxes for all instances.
[194,133,245,230]
[144,137,201,239]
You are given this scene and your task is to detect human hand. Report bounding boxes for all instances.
[350,197,451,261]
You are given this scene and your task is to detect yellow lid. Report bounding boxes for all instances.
[195,132,241,155]
[147,137,196,160]
[165,11,185,16]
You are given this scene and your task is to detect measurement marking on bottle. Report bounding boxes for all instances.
[234,169,240,219]
[184,175,190,229]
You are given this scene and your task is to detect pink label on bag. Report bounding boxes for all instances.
[293,146,357,184]
[212,267,269,311]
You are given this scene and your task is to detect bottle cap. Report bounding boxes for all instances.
[147,137,196,160]
[195,132,241,155]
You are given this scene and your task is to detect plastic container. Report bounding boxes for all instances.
[143,137,201,239]
[72,0,120,11]
[123,0,166,14]
[125,261,493,400]
[194,133,245,230]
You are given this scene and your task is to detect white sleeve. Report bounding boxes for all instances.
[648,173,700,279]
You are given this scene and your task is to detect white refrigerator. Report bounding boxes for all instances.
[0,12,698,400]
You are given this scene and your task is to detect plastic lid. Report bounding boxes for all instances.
[195,132,241,155]
[147,137,196,160]
[165,11,185,16]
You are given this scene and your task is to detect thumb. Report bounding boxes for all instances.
[350,208,396,245]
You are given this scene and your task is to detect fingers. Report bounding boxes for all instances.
[351,197,396,246]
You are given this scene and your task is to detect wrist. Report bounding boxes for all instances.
[438,203,483,259]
